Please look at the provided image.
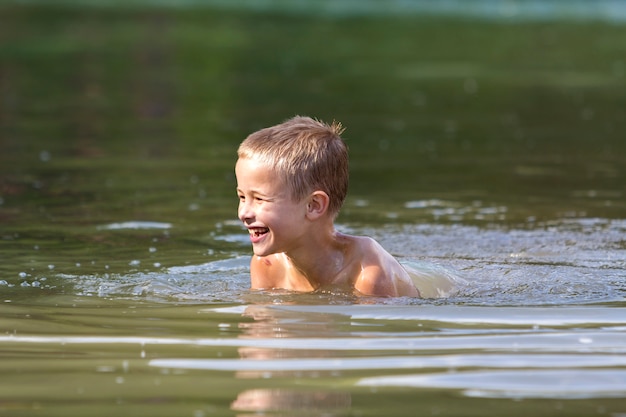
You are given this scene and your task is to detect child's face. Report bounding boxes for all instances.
[235,158,309,257]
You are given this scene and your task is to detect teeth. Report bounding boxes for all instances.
[248,228,268,237]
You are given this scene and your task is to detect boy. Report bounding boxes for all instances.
[235,116,420,297]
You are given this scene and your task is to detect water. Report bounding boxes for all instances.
[1,2,625,416]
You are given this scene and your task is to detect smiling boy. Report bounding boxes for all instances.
[235,116,420,297]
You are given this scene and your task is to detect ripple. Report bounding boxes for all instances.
[3,331,624,353]
[234,305,626,327]
[97,221,172,230]
[149,353,626,372]
[357,369,626,399]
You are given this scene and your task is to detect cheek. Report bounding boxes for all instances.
[278,205,303,222]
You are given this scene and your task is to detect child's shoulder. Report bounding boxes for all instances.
[249,253,286,289]
[346,235,420,297]
[336,232,378,248]
[346,234,395,262]
[250,254,316,292]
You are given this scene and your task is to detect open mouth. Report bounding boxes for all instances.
[248,227,269,239]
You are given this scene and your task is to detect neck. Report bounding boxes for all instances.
[284,227,344,289]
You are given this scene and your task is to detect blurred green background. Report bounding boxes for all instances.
[1,0,625,279]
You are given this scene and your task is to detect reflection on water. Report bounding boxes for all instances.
[232,389,351,415]
[233,306,352,415]
[1,302,625,415]
[146,304,626,408]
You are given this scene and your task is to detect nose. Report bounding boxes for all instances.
[238,199,254,223]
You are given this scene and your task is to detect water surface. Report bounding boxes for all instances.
[0,2,625,416]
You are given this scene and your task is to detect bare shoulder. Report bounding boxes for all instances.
[352,235,398,265]
[249,254,286,289]
[249,253,316,292]
[351,236,420,297]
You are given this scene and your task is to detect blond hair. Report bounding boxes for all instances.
[237,116,348,217]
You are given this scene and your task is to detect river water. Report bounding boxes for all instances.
[1,2,625,416]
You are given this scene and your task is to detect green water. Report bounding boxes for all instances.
[1,3,625,416]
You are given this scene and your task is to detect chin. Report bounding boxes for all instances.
[252,246,275,258]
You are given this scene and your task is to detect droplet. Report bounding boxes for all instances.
[39,150,51,162]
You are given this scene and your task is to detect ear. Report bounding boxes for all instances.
[305,191,330,220]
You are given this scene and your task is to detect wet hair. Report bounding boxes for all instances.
[237,116,349,217]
